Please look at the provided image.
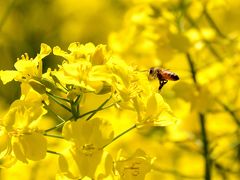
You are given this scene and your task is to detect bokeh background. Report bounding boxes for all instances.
[0,0,240,179]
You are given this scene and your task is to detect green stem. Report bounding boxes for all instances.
[44,121,66,133]
[204,40,222,61]
[213,141,240,160]
[46,91,70,102]
[42,101,66,122]
[85,94,113,121]
[74,94,81,104]
[43,133,64,139]
[186,53,197,85]
[186,53,211,180]
[47,92,71,112]
[70,100,78,120]
[203,9,226,39]
[47,150,60,155]
[199,113,211,180]
[79,101,119,119]
[215,99,240,127]
[102,124,137,149]
[184,13,222,61]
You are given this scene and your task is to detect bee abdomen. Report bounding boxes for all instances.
[170,73,179,81]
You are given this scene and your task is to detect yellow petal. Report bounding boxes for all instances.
[21,133,47,161]
[12,133,47,163]
[146,93,161,116]
[40,43,52,57]
[0,155,17,168]
[0,126,11,157]
[0,70,19,84]
[12,137,28,163]
[91,44,107,65]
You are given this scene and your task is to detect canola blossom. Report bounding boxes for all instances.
[0,42,176,179]
[0,0,240,179]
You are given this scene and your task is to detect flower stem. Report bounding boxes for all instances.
[75,95,81,116]
[199,113,211,180]
[102,124,137,149]
[44,121,66,133]
[46,91,70,102]
[215,99,240,127]
[42,101,66,122]
[78,94,113,121]
[186,53,197,85]
[43,133,64,139]
[70,100,79,120]
[203,9,226,39]
[186,53,211,180]
[47,150,60,155]
[46,92,71,112]
[79,101,118,120]
[184,13,222,61]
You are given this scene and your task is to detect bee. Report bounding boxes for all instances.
[148,67,179,90]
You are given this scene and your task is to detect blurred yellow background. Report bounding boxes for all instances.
[0,0,240,179]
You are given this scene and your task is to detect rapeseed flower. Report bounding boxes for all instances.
[0,43,51,84]
[0,89,47,165]
[115,149,154,180]
[58,118,113,179]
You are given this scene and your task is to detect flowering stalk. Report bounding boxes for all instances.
[0,42,177,179]
[186,52,211,180]
[199,113,211,180]
[203,8,226,39]
[184,12,222,61]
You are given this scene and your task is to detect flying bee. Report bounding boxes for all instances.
[148,67,179,90]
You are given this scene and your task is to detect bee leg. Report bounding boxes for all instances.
[159,80,168,90]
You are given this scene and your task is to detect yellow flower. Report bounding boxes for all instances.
[53,42,96,63]
[0,89,47,164]
[11,132,47,163]
[0,43,51,84]
[107,57,144,105]
[134,92,178,127]
[0,126,11,159]
[3,89,47,130]
[108,3,177,67]
[58,118,114,179]
[52,42,112,94]
[115,149,154,180]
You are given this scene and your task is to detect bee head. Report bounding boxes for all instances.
[148,67,157,80]
[149,67,155,75]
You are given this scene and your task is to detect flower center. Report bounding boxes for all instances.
[81,144,97,156]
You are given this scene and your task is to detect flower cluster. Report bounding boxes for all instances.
[0,42,176,179]
[1,0,239,179]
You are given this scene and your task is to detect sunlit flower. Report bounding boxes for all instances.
[107,57,143,104]
[134,92,178,127]
[58,118,114,179]
[52,42,112,94]
[0,89,47,164]
[115,149,155,180]
[0,43,51,84]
